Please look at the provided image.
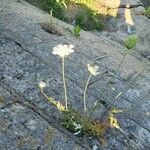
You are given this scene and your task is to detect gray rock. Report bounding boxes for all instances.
[0,0,150,149]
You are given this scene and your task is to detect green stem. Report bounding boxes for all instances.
[90,52,127,117]
[102,66,146,113]
[100,52,127,99]
[40,88,57,106]
[83,73,92,111]
[62,57,68,110]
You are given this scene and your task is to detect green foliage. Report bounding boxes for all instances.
[144,7,150,18]
[76,10,106,31]
[124,35,139,50]
[36,0,107,31]
[61,110,83,134]
[41,0,68,19]
[61,110,108,138]
[73,25,82,37]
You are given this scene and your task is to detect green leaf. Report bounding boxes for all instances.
[124,35,139,50]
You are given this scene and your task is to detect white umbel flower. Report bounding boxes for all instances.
[39,81,46,88]
[52,44,74,57]
[87,64,100,76]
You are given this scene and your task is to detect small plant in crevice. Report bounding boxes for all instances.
[61,110,109,139]
[124,35,139,50]
[144,6,150,18]
[102,35,139,94]
[38,37,139,144]
[73,25,82,37]
[61,108,124,145]
[38,43,109,141]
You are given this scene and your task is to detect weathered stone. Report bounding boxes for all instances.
[0,0,150,149]
[0,102,84,150]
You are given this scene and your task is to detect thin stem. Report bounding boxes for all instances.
[83,73,92,111]
[90,52,127,117]
[100,52,127,100]
[40,88,57,106]
[62,57,68,110]
[90,54,146,117]
[102,66,146,113]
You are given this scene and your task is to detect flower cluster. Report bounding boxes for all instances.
[87,64,100,76]
[52,44,74,57]
[40,43,102,112]
[39,81,46,89]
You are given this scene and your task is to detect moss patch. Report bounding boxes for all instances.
[61,110,109,140]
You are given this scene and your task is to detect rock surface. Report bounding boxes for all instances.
[0,86,84,150]
[0,0,150,150]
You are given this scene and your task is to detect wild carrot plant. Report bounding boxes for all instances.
[99,35,139,100]
[39,81,65,111]
[83,64,100,111]
[52,44,74,110]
